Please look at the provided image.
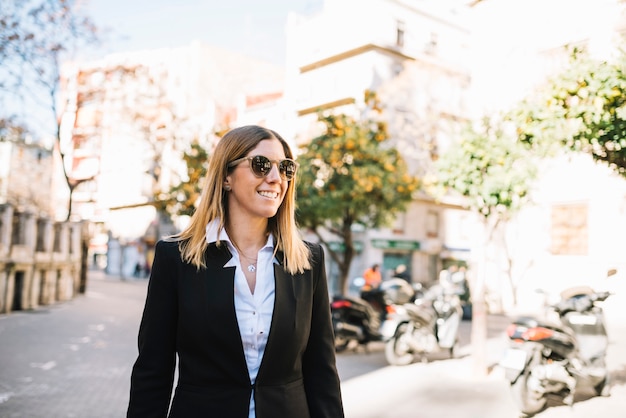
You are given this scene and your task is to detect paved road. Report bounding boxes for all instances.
[1,271,625,417]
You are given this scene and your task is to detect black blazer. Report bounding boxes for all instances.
[127,239,344,418]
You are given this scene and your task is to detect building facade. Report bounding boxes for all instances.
[282,0,475,289]
[58,42,286,275]
[0,130,86,314]
[54,0,626,306]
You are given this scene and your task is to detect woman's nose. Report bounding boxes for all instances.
[265,163,282,182]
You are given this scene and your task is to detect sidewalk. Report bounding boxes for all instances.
[0,271,148,418]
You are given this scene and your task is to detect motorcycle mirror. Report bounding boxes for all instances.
[607,268,617,278]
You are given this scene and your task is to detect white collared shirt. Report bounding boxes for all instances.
[206,220,276,418]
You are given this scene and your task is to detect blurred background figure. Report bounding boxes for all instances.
[393,264,411,283]
[362,263,382,290]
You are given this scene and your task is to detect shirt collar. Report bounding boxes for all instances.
[205,218,275,251]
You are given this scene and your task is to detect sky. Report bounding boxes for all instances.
[82,0,324,66]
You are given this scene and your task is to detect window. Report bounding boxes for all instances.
[550,203,588,255]
[53,223,63,252]
[426,210,439,238]
[11,214,26,246]
[396,21,405,47]
[36,219,47,252]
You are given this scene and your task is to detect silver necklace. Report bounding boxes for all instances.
[230,240,257,272]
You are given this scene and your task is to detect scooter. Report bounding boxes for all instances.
[382,283,462,366]
[331,278,416,352]
[499,281,614,416]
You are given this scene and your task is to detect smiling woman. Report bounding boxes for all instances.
[127,125,344,418]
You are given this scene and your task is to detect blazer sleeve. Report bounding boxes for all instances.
[302,243,345,418]
[127,240,179,417]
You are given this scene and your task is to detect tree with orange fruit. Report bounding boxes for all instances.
[295,91,420,295]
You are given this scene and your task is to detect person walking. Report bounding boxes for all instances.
[127,125,344,418]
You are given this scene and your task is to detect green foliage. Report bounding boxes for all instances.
[296,93,420,293]
[155,141,209,218]
[435,118,537,220]
[510,47,626,177]
[297,113,419,228]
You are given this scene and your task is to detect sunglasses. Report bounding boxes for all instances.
[228,155,299,181]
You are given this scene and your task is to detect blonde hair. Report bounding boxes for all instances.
[166,125,311,274]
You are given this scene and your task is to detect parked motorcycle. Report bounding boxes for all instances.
[499,281,614,416]
[331,278,416,352]
[382,282,463,366]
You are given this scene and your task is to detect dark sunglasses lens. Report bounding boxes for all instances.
[280,160,296,179]
[251,156,272,176]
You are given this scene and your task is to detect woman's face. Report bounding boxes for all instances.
[225,138,290,221]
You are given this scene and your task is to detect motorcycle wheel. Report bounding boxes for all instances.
[510,350,547,416]
[384,323,414,366]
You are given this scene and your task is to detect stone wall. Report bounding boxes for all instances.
[0,203,85,314]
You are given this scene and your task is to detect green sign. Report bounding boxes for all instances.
[327,241,364,252]
[371,239,420,251]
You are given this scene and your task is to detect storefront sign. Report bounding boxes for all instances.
[371,239,420,250]
[327,241,364,252]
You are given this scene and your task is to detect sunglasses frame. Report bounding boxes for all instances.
[227,155,299,181]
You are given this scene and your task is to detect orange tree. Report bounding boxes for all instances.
[295,93,420,295]
[509,46,626,174]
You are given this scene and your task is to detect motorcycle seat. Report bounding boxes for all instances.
[560,285,594,300]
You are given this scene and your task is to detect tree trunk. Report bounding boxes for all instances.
[469,217,492,377]
[471,298,489,377]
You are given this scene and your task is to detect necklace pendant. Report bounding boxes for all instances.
[248,264,256,272]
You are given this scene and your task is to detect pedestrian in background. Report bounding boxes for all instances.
[127,125,344,418]
[392,264,411,283]
[362,263,382,290]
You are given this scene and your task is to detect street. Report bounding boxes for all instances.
[1,271,625,417]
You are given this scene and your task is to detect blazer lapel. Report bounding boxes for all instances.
[256,253,297,382]
[201,243,249,378]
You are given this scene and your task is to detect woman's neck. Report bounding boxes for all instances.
[226,218,269,253]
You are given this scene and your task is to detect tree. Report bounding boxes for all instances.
[1,0,98,220]
[295,92,420,295]
[510,46,626,176]
[155,141,209,219]
[434,116,538,376]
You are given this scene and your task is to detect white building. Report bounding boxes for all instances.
[282,0,475,288]
[277,0,626,305]
[465,0,626,312]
